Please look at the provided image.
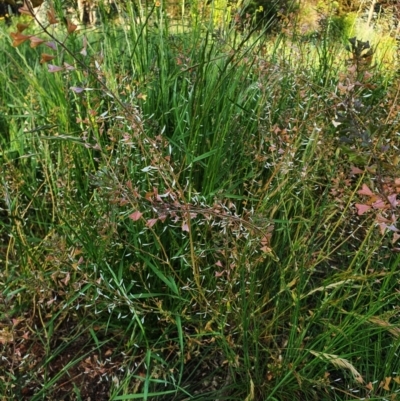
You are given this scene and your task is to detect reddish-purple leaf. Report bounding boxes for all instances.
[372,198,386,209]
[377,222,387,236]
[64,62,75,71]
[158,214,168,223]
[45,41,57,50]
[350,165,364,175]
[48,64,64,73]
[70,86,85,93]
[29,36,45,48]
[146,218,158,228]
[358,184,374,196]
[376,213,390,224]
[388,194,398,208]
[392,232,400,244]
[355,204,371,215]
[386,224,399,232]
[18,4,33,17]
[129,211,142,221]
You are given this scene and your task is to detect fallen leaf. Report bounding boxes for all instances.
[372,198,386,209]
[61,272,70,286]
[350,165,364,175]
[358,184,374,196]
[380,376,391,391]
[355,204,371,215]
[388,194,398,208]
[392,232,400,243]
[376,214,390,224]
[0,329,13,344]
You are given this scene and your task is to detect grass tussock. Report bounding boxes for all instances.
[1,1,400,400]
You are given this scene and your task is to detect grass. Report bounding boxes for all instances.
[1,1,400,400]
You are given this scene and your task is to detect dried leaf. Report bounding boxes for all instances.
[244,378,255,401]
[17,23,30,32]
[129,211,142,221]
[18,5,34,17]
[63,62,75,71]
[45,41,57,50]
[388,194,398,208]
[48,64,64,73]
[158,214,168,223]
[372,198,386,209]
[377,222,387,236]
[350,165,364,175]
[380,376,391,391]
[61,272,70,286]
[30,36,45,48]
[66,18,77,34]
[47,6,58,24]
[358,184,374,196]
[392,232,400,244]
[146,218,158,228]
[386,224,399,232]
[40,53,55,63]
[10,32,31,47]
[261,245,272,253]
[376,214,390,224]
[355,204,371,215]
[365,382,373,390]
[0,329,13,344]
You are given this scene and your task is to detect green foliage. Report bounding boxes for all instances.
[1,2,400,401]
[327,11,356,38]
